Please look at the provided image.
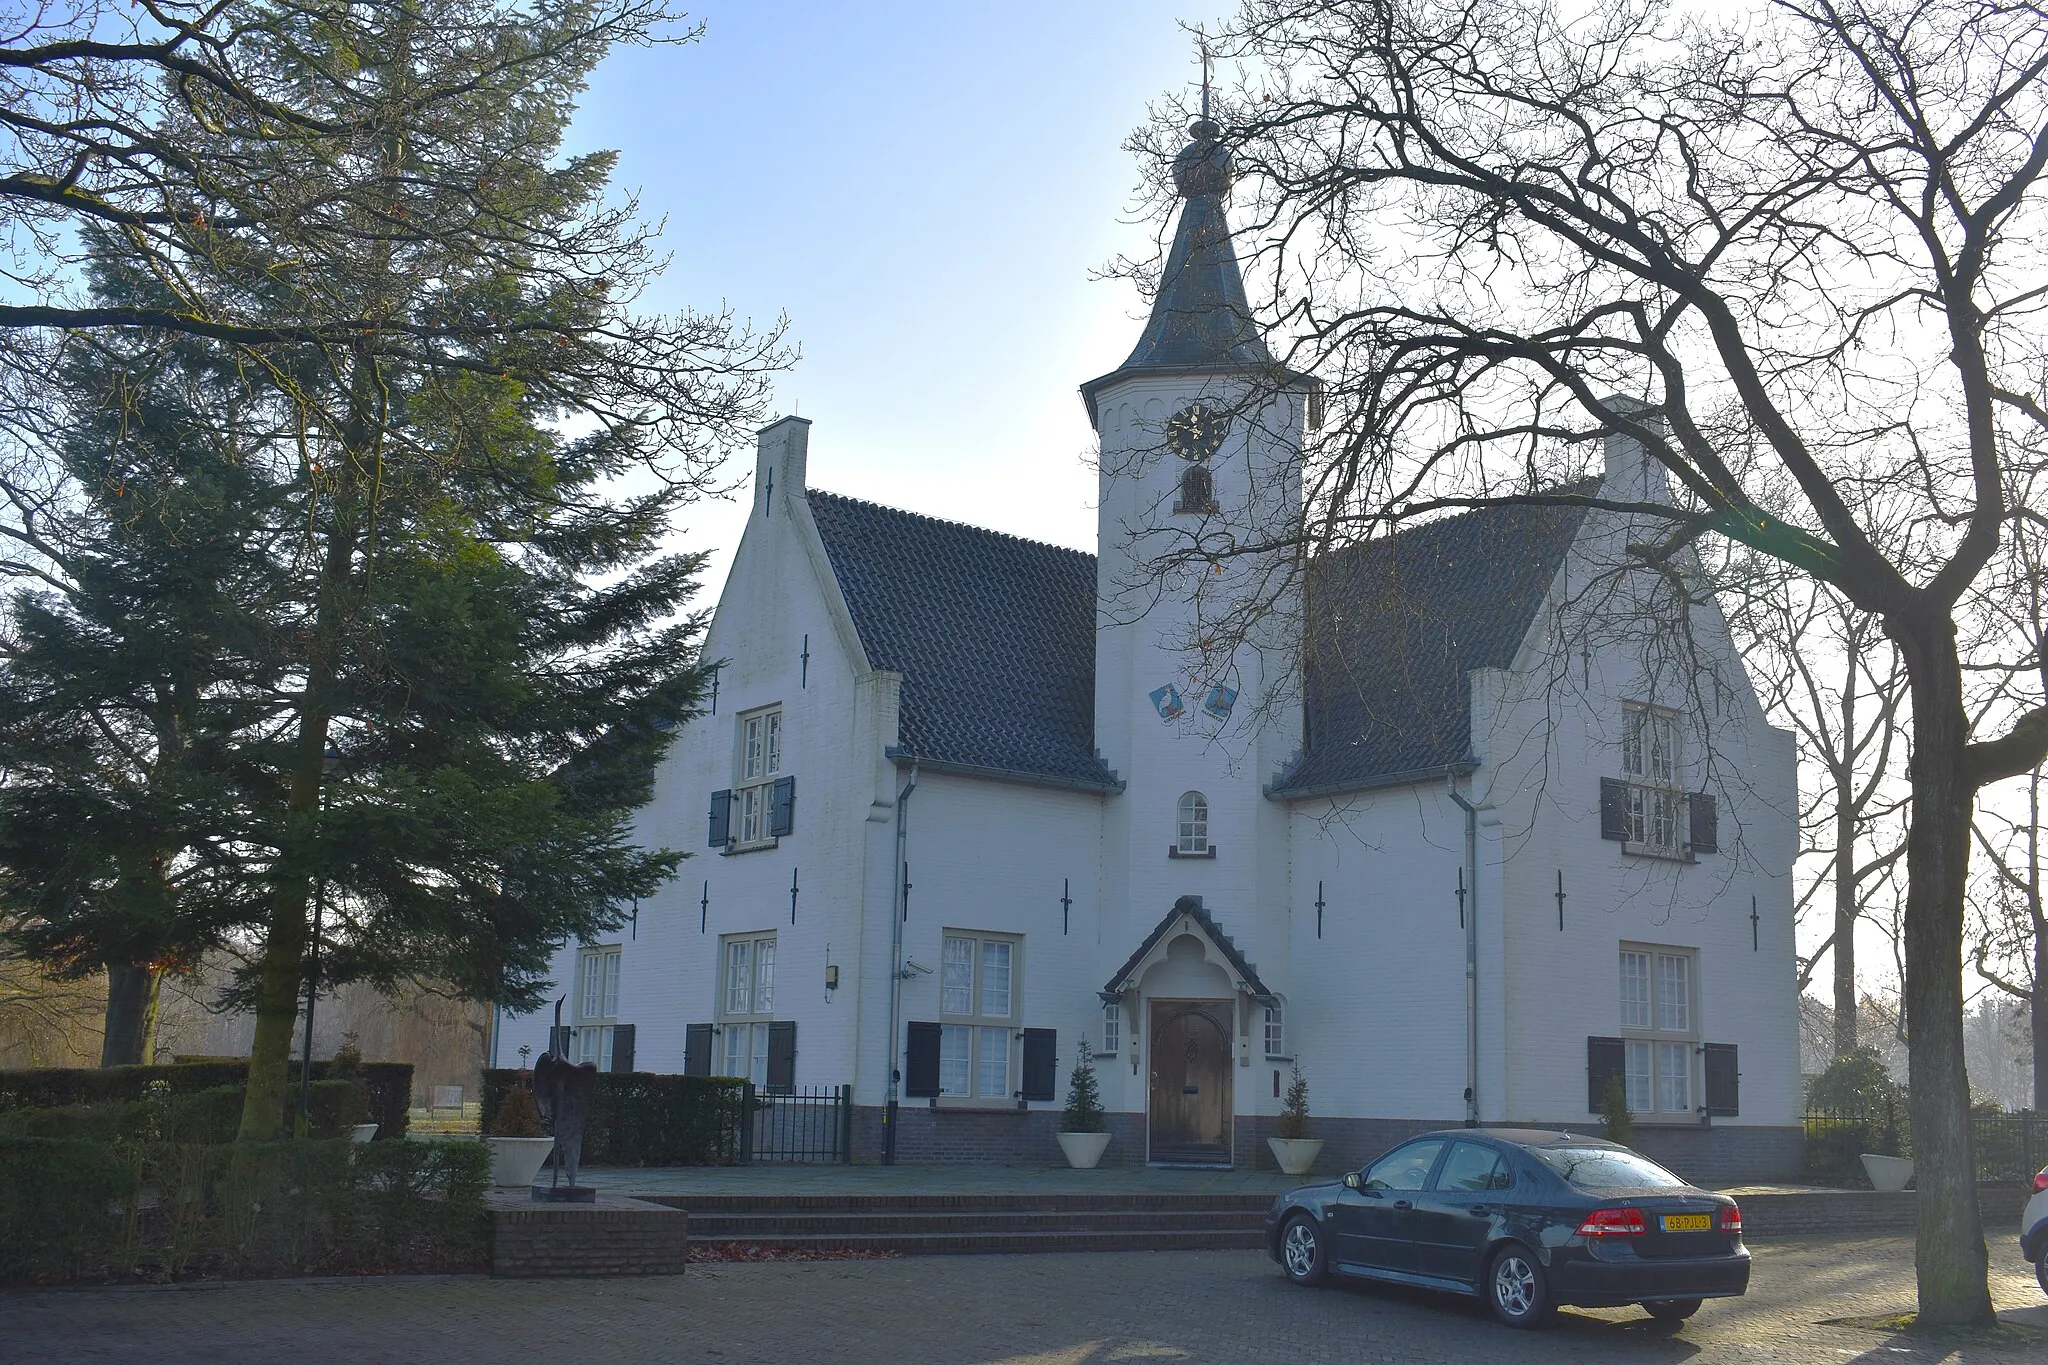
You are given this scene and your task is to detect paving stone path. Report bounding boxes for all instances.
[5,1236,2043,1364]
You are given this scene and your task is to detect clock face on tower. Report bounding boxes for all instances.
[1164,403,1230,462]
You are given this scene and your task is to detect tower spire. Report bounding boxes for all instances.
[1198,27,1212,121]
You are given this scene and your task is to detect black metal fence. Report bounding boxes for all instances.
[741,1084,851,1164]
[1803,1103,2046,1186]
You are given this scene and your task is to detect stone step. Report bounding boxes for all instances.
[637,1191,1278,1215]
[689,1226,1269,1256]
[685,1208,1270,1238]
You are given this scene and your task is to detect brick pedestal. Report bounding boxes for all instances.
[488,1191,688,1277]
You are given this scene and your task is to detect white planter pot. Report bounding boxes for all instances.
[1057,1131,1112,1169]
[349,1122,379,1144]
[1268,1137,1325,1176]
[1860,1152,1915,1192]
[488,1135,557,1188]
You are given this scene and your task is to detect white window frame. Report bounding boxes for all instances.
[574,945,621,1071]
[937,929,1022,1102]
[1263,999,1288,1059]
[734,706,784,848]
[1176,790,1209,855]
[1620,703,1687,857]
[717,931,777,1087]
[1098,1002,1121,1057]
[1619,943,1699,1117]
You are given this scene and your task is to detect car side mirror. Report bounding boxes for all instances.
[1342,1172,1362,1191]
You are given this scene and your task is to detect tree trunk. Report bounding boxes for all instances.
[1834,790,1859,1057]
[1899,624,1994,1325]
[99,963,159,1067]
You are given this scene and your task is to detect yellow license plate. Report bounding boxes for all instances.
[1662,1214,1713,1232]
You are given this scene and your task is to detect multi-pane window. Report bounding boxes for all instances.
[575,945,621,1070]
[1177,791,1209,855]
[1621,704,1684,852]
[1263,1001,1287,1058]
[736,707,783,845]
[1099,1002,1121,1056]
[1620,945,1698,1115]
[719,932,776,1087]
[938,930,1021,1100]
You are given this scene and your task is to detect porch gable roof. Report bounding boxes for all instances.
[1102,895,1274,1001]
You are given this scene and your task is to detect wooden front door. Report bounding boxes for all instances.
[1148,999,1234,1164]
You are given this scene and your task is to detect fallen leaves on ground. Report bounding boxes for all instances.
[687,1243,901,1263]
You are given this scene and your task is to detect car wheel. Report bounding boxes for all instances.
[1279,1213,1328,1286]
[1644,1298,1703,1322]
[1487,1244,1553,1328]
[2036,1251,2047,1297]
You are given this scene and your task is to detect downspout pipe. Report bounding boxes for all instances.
[883,758,918,1165]
[1446,773,1480,1128]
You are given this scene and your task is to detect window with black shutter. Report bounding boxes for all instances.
[1704,1042,1739,1116]
[684,1022,713,1077]
[904,1020,942,1098]
[1586,1035,1626,1113]
[766,1020,796,1094]
[1688,792,1718,854]
[1020,1028,1057,1102]
[1599,777,1628,841]
[610,1023,636,1074]
[769,775,796,838]
[708,789,732,847]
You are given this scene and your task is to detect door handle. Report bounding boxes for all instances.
[1393,1200,1412,1210]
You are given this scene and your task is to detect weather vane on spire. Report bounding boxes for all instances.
[1197,26,1213,121]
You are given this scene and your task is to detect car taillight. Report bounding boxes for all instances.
[1720,1204,1743,1235]
[2033,1166,2048,1194]
[1577,1207,1646,1237]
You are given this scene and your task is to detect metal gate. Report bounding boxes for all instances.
[742,1083,851,1163]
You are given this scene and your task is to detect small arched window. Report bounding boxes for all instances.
[1177,790,1209,855]
[1174,464,1216,515]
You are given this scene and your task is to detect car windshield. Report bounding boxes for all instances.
[1533,1147,1686,1190]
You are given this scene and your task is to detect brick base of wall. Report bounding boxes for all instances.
[489,1193,688,1277]
[1739,1184,2025,1238]
[846,1105,1803,1185]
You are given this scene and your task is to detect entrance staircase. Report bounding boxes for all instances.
[638,1190,1273,1256]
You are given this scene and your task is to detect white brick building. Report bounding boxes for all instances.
[502,118,1801,1180]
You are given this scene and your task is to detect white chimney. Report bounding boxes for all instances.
[754,415,811,517]
[1600,396,1671,505]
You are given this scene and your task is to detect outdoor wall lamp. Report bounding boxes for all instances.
[825,964,839,991]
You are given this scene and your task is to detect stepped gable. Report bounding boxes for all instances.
[806,489,1119,789]
[1273,489,1596,797]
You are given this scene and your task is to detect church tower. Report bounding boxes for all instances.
[1081,114,1311,1079]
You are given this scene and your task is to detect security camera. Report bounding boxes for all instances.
[898,957,933,979]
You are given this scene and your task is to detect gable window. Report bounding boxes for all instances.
[575,945,621,1070]
[1599,702,1691,858]
[1173,790,1211,857]
[734,707,785,847]
[1620,944,1698,1115]
[938,930,1021,1101]
[718,931,776,1086]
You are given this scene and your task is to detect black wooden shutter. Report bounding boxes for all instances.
[1587,1035,1626,1113]
[1688,792,1718,854]
[684,1022,713,1077]
[610,1023,636,1074]
[766,1021,796,1093]
[708,789,732,847]
[1599,778,1628,840]
[1020,1028,1057,1102]
[769,775,796,838]
[1704,1043,1739,1116]
[905,1021,942,1098]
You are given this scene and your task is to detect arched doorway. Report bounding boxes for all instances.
[1148,999,1234,1164]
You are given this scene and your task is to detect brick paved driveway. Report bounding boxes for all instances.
[5,1237,2042,1365]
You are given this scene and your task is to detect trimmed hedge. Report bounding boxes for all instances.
[481,1068,748,1166]
[0,1135,488,1283]
[0,1061,411,1138]
[0,1082,364,1143]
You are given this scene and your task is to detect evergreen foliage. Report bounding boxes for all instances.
[1277,1063,1312,1140]
[486,1085,545,1139]
[1599,1074,1634,1145]
[1060,1055,1105,1134]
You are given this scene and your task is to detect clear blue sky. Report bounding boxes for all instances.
[568,1,1219,589]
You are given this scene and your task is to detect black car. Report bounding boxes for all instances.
[1265,1128,1749,1328]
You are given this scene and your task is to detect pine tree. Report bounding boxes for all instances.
[0,2,783,1136]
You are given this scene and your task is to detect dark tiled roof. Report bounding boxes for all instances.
[1270,494,1593,796]
[1103,895,1273,999]
[806,490,1119,789]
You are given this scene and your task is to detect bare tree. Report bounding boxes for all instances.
[1156,0,2048,1322]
